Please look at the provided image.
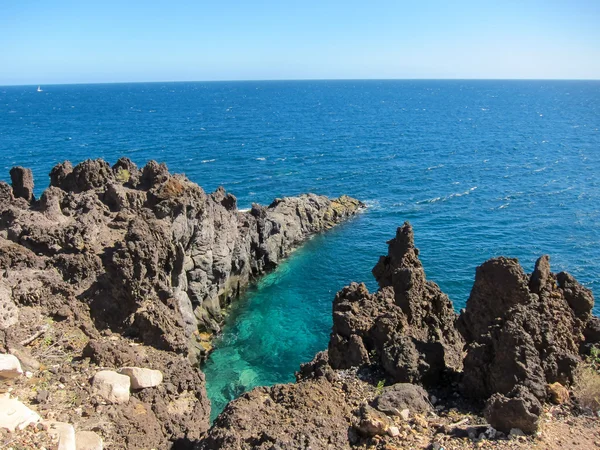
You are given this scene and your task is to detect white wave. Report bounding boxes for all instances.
[498,203,509,209]
[417,187,477,205]
[256,157,266,161]
[201,159,216,164]
[427,164,444,171]
[418,196,442,204]
[533,167,547,172]
[238,208,250,212]
[363,200,381,210]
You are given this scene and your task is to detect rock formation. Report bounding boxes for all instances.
[0,158,363,448]
[459,255,596,432]
[328,222,464,385]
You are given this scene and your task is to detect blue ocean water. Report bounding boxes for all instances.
[1,80,599,419]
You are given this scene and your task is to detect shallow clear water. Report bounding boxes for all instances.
[1,80,599,419]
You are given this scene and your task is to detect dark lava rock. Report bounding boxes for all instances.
[198,379,357,449]
[459,255,594,403]
[9,166,34,202]
[373,383,432,416]
[328,222,464,385]
[484,386,542,434]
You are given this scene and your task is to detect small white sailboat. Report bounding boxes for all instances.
[37,86,43,92]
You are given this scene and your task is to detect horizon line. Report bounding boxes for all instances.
[2,77,600,87]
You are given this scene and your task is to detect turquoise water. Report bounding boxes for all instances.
[1,80,599,419]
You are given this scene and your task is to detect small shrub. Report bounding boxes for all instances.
[115,168,130,184]
[589,345,600,370]
[376,380,385,395]
[158,178,185,198]
[573,365,600,412]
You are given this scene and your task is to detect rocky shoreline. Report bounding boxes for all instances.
[1,159,599,449]
[0,158,363,449]
[200,223,600,449]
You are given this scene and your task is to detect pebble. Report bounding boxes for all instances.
[387,426,400,437]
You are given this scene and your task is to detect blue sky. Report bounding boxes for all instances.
[1,0,599,84]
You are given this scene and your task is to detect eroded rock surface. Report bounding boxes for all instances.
[328,222,464,385]
[459,255,595,430]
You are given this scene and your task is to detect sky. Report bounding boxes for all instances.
[1,0,599,85]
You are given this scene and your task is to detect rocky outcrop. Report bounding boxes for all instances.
[0,158,362,448]
[0,158,363,362]
[459,255,595,431]
[328,222,464,385]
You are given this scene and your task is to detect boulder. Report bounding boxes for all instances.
[44,421,76,450]
[0,393,41,431]
[484,387,542,434]
[0,353,23,378]
[547,382,570,405]
[373,383,432,416]
[119,367,163,389]
[92,370,131,404]
[75,430,103,450]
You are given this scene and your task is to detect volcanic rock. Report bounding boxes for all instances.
[328,222,464,385]
[0,158,362,448]
[459,255,594,402]
[484,386,542,434]
[373,383,432,416]
[9,166,34,202]
[198,379,357,449]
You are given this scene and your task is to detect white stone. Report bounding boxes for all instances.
[76,430,103,450]
[0,393,41,431]
[0,354,23,378]
[399,408,410,420]
[92,370,130,404]
[44,421,76,450]
[387,426,400,437]
[119,367,163,389]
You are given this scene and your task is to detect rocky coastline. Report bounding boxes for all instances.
[200,223,600,449]
[0,158,363,449]
[1,159,599,449]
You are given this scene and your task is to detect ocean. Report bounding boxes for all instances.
[1,80,599,419]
